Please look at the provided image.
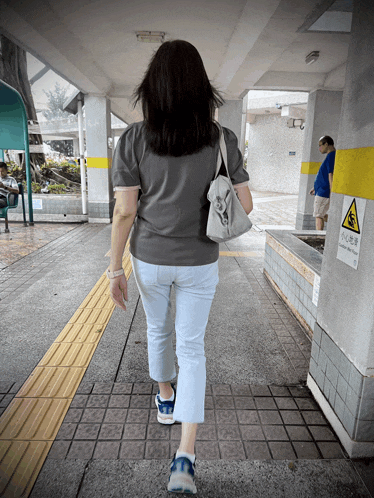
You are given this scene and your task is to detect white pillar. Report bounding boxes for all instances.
[77,98,87,215]
[85,95,113,223]
[307,0,374,457]
[296,90,343,230]
[218,94,248,158]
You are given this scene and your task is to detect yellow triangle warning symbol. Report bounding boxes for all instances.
[342,198,360,234]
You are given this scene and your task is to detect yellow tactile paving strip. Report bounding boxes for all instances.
[0,241,132,498]
[219,250,263,257]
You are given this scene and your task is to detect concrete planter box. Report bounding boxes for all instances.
[263,230,325,339]
[8,194,88,223]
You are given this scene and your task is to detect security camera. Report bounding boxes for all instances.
[275,103,282,109]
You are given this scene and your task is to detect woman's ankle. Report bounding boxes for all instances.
[159,381,173,399]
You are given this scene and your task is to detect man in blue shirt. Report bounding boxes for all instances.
[309,136,336,230]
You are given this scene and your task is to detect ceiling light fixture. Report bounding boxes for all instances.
[305,51,320,65]
[136,31,165,43]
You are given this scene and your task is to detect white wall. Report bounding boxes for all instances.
[246,113,304,194]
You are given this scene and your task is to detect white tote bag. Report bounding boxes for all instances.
[206,124,252,243]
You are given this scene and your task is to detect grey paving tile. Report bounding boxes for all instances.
[132,383,153,394]
[81,408,105,423]
[92,382,113,394]
[263,425,289,441]
[204,410,215,424]
[215,409,238,424]
[56,423,77,440]
[212,384,232,396]
[112,383,133,394]
[236,410,260,425]
[214,396,235,409]
[286,425,312,441]
[280,410,304,425]
[122,424,147,440]
[218,441,246,459]
[230,384,251,396]
[67,441,95,459]
[269,386,290,397]
[48,440,71,459]
[93,441,120,459]
[268,441,296,459]
[274,397,298,410]
[145,441,169,459]
[254,397,277,410]
[119,441,145,459]
[86,395,110,408]
[239,425,265,441]
[195,441,220,459]
[317,442,346,459]
[217,426,241,440]
[309,426,338,441]
[233,396,255,410]
[74,423,101,440]
[293,442,320,459]
[98,424,123,440]
[103,409,128,423]
[258,410,283,425]
[108,395,130,408]
[243,441,271,459]
[64,408,83,423]
[146,424,171,440]
[301,411,328,425]
[250,386,272,397]
[196,425,217,440]
[126,409,150,424]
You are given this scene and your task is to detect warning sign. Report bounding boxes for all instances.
[342,198,360,234]
[337,196,366,270]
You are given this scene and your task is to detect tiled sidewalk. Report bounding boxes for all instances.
[31,381,348,462]
[0,224,103,303]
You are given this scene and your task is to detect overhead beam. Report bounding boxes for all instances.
[214,0,280,93]
[0,2,111,95]
[29,65,49,86]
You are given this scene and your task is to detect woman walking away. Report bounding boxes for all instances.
[108,39,253,494]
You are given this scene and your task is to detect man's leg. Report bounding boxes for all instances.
[0,197,7,208]
[316,217,324,230]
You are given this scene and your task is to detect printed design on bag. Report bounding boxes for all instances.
[213,191,229,226]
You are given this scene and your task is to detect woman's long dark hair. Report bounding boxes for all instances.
[132,40,225,157]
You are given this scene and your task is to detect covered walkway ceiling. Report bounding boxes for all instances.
[0,0,351,124]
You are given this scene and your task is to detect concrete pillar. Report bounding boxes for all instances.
[296,90,343,230]
[85,95,114,223]
[73,138,79,158]
[307,0,374,458]
[218,94,248,158]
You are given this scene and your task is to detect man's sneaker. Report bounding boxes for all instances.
[155,384,176,425]
[168,454,197,494]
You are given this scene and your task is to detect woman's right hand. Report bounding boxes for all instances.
[109,274,128,311]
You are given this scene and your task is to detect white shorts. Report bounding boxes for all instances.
[313,195,330,218]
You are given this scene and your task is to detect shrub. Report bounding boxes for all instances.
[48,184,69,194]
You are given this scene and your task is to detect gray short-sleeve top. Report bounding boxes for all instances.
[112,121,249,266]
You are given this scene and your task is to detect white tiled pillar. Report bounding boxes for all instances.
[307,0,374,457]
[217,94,248,158]
[85,95,113,223]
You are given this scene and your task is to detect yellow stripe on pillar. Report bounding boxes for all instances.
[333,147,374,200]
[86,158,112,169]
[300,162,321,175]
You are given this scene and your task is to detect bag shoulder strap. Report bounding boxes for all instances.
[213,122,230,181]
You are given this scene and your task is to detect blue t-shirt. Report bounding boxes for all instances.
[314,150,335,198]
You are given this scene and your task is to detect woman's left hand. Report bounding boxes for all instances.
[109,274,128,311]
